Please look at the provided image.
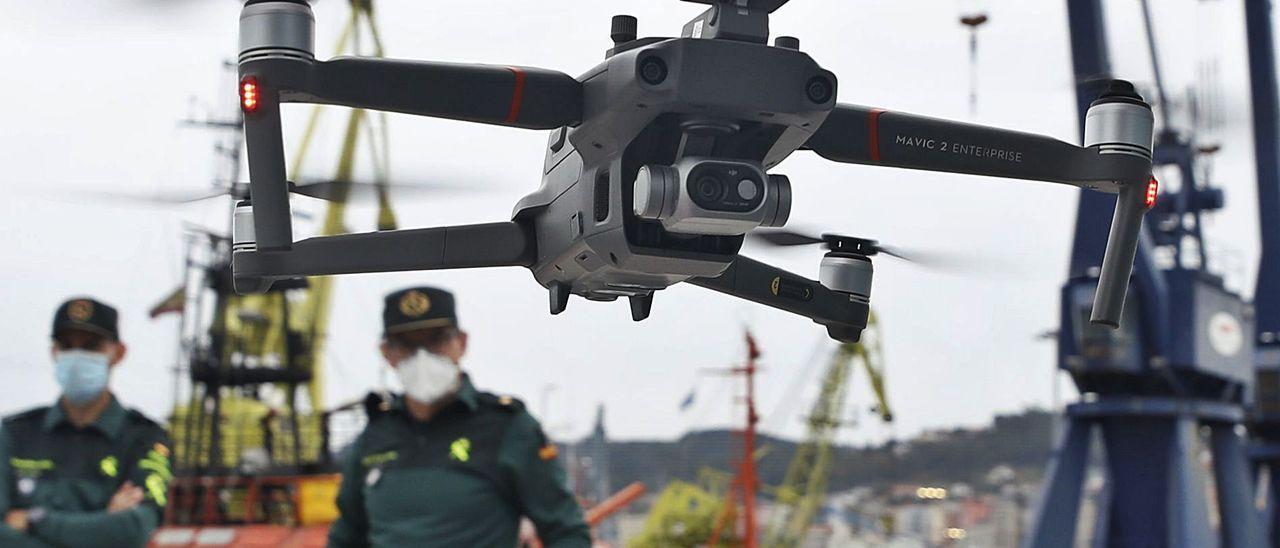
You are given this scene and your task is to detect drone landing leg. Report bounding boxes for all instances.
[549,282,571,315]
[629,294,654,322]
[688,256,868,343]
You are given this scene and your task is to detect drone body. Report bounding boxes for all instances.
[512,13,831,312]
[233,0,1156,343]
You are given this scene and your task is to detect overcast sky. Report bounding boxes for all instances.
[0,0,1265,446]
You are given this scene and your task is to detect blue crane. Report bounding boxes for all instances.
[1244,0,1280,545]
[1026,1,1261,546]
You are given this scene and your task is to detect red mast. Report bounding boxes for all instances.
[707,330,761,547]
[740,332,760,548]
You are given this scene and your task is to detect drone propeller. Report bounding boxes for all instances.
[750,229,910,260]
[41,178,479,206]
[749,228,981,271]
[286,179,479,202]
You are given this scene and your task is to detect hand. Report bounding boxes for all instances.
[107,481,145,513]
[4,510,29,532]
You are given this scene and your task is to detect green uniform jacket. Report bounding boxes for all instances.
[327,376,590,548]
[0,396,172,548]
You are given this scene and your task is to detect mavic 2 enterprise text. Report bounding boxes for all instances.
[893,134,1024,163]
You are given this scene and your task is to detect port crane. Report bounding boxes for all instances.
[1027,1,1261,546]
[634,320,890,547]
[159,0,406,527]
[762,311,890,547]
[1243,0,1280,544]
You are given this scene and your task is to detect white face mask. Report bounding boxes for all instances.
[393,349,460,405]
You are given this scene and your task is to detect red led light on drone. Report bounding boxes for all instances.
[1145,176,1159,209]
[240,77,259,113]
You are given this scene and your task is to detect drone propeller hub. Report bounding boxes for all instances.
[821,234,881,256]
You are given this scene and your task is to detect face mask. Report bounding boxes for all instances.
[54,350,110,404]
[394,349,460,405]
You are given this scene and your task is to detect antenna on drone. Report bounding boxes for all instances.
[959,5,989,117]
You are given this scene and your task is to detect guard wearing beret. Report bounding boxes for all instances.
[327,287,590,547]
[0,297,172,547]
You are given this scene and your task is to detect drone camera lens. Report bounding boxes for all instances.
[639,56,668,85]
[695,175,725,201]
[805,76,834,104]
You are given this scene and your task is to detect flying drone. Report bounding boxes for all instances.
[232,0,1157,343]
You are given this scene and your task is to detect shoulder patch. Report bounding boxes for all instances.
[3,406,50,426]
[478,392,524,412]
[538,443,559,461]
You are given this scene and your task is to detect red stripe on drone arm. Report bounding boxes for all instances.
[868,108,885,162]
[505,67,527,124]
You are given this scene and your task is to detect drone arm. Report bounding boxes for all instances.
[240,57,582,130]
[305,58,582,130]
[237,55,581,248]
[806,104,1150,187]
[688,256,869,343]
[807,104,1154,328]
[232,221,534,293]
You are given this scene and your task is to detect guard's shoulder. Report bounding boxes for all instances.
[126,408,164,431]
[125,409,170,446]
[2,406,50,427]
[477,391,526,413]
[362,391,397,418]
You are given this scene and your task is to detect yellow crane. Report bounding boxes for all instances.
[762,311,890,547]
[289,0,397,413]
[630,468,740,548]
[160,0,399,525]
[632,314,890,546]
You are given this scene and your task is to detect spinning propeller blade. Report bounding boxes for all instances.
[751,229,825,247]
[289,179,478,202]
[749,228,979,271]
[42,177,484,207]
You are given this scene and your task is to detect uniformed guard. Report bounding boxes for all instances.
[328,287,590,547]
[0,297,172,547]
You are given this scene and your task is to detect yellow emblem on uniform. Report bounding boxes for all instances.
[399,290,431,317]
[450,437,471,462]
[100,455,118,478]
[770,276,781,296]
[539,444,559,461]
[68,300,94,321]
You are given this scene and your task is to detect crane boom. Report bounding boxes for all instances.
[763,311,889,547]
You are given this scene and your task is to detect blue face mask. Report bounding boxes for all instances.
[54,350,110,404]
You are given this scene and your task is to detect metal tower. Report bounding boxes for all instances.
[1026,1,1261,546]
[1244,0,1280,545]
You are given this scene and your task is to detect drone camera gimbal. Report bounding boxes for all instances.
[231,0,1155,343]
